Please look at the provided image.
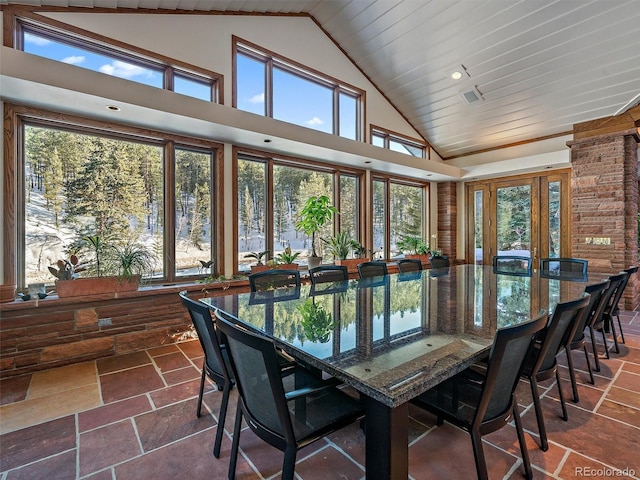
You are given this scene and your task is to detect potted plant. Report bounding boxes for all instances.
[295,195,338,269]
[275,246,300,270]
[323,232,368,272]
[396,235,431,266]
[244,250,271,273]
[50,235,155,298]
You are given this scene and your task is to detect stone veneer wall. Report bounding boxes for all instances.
[568,129,639,310]
[0,282,247,379]
[436,182,457,261]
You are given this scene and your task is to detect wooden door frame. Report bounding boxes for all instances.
[465,169,571,267]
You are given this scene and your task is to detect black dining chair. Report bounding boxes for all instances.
[410,311,548,480]
[248,269,301,292]
[357,261,388,278]
[587,272,626,370]
[397,258,423,273]
[179,291,234,458]
[492,255,533,275]
[603,266,637,347]
[429,255,450,269]
[520,293,590,451]
[309,265,348,285]
[565,280,610,402]
[540,257,588,277]
[214,310,364,480]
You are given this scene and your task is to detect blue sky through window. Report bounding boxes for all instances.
[273,67,332,134]
[22,31,213,101]
[236,54,266,115]
[23,32,162,87]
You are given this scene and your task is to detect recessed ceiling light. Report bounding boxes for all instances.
[264,139,272,143]
[364,160,372,164]
[106,105,121,111]
[449,64,469,81]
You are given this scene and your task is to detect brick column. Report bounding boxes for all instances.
[436,182,457,261]
[568,128,639,310]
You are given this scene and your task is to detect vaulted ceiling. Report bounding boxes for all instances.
[2,0,640,159]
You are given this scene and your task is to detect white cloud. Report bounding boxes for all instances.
[24,33,51,46]
[305,117,324,126]
[62,55,85,65]
[99,60,154,79]
[247,93,265,104]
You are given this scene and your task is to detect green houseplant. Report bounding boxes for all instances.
[244,250,271,273]
[323,231,353,261]
[275,246,301,269]
[323,232,369,272]
[396,235,431,266]
[295,195,338,269]
[51,235,155,298]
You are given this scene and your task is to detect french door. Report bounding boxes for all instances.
[466,170,571,267]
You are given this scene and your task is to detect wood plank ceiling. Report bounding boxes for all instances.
[2,0,640,159]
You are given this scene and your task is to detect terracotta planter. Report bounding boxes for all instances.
[250,265,270,273]
[335,258,369,273]
[55,276,140,298]
[276,264,299,270]
[0,283,16,303]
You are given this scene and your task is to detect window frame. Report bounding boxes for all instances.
[232,147,366,273]
[4,104,224,289]
[233,36,365,141]
[11,13,223,103]
[371,125,429,159]
[372,174,430,260]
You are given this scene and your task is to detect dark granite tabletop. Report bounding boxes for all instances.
[203,264,609,408]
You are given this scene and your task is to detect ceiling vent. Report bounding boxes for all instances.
[459,86,484,105]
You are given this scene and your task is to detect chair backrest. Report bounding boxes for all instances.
[492,255,533,275]
[309,265,348,285]
[532,293,591,374]
[357,261,388,278]
[570,280,610,343]
[214,310,295,445]
[397,258,423,273]
[540,257,588,276]
[608,268,634,313]
[248,269,301,292]
[590,273,625,329]
[179,291,232,386]
[477,311,548,424]
[429,255,450,269]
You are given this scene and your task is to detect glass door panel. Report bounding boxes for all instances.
[496,184,532,258]
[548,181,561,258]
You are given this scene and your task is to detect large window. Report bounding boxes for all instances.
[18,20,220,102]
[12,108,220,289]
[234,38,363,140]
[236,153,362,272]
[175,148,214,277]
[373,177,428,259]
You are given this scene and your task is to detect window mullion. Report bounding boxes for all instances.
[266,58,274,118]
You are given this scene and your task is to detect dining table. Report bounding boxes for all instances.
[201,264,610,480]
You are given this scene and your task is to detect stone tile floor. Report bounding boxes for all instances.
[1,311,639,480]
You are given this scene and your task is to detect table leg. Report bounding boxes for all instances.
[363,396,408,480]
